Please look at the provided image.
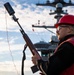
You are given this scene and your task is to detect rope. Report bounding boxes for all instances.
[4,10,20,75]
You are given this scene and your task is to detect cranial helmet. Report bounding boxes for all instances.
[55,14,74,28]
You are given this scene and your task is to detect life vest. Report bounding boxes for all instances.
[54,37,74,75]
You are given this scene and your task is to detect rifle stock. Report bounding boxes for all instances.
[20,29,41,57]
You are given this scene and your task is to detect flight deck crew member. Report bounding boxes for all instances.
[32,14,74,75]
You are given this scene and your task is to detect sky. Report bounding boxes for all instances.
[0,0,74,75]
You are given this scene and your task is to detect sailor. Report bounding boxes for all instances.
[32,14,74,75]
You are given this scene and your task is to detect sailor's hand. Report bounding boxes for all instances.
[32,50,41,65]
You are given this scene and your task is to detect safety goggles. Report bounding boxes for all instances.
[56,25,70,31]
